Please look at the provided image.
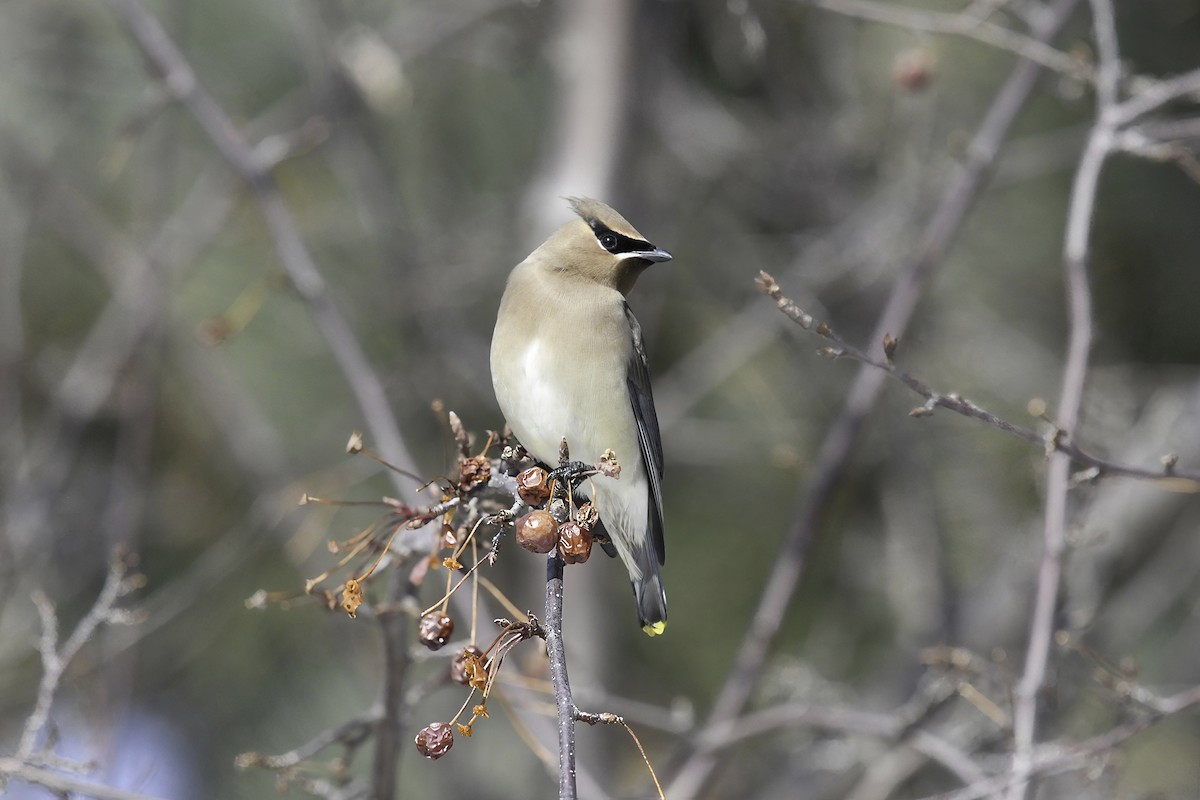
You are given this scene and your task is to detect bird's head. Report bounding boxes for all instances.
[540,197,672,295]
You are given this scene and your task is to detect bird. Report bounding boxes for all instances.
[490,197,671,636]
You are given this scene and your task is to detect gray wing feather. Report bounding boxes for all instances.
[623,302,666,566]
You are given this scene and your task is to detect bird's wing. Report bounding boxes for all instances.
[623,301,666,566]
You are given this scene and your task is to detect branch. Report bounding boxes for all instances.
[1113,66,1200,126]
[1007,1,1114,796]
[102,0,418,498]
[236,712,379,772]
[928,681,1200,800]
[665,2,1083,795]
[371,577,417,800]
[0,760,167,800]
[544,551,577,800]
[2,553,152,798]
[16,554,143,759]
[695,702,988,788]
[807,0,1092,82]
[101,7,434,797]
[755,272,1200,490]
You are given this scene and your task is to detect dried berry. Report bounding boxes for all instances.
[414,722,454,759]
[516,466,551,506]
[558,521,593,564]
[458,454,491,492]
[418,612,454,651]
[892,46,936,92]
[515,510,558,554]
[450,645,486,686]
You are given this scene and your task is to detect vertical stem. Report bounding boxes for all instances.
[1007,2,1115,795]
[371,576,414,800]
[545,552,577,800]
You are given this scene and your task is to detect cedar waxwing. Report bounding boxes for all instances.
[491,198,671,636]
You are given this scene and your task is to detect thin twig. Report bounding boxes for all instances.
[3,555,150,799]
[17,558,139,759]
[756,272,1200,490]
[235,711,379,770]
[575,710,665,800]
[807,0,1092,82]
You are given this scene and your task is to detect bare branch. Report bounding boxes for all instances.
[756,272,1200,490]
[100,7,434,795]
[236,712,379,771]
[1007,2,1115,796]
[666,3,1083,795]
[17,555,142,759]
[3,553,151,798]
[0,759,168,800]
[544,552,577,800]
[696,702,988,788]
[807,0,1091,82]
[371,577,416,799]
[927,681,1200,800]
[102,0,419,497]
[1114,67,1200,126]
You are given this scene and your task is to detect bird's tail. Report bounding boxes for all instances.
[632,547,668,636]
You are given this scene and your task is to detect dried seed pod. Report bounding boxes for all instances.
[558,521,592,564]
[516,466,551,506]
[418,612,454,651]
[574,502,599,530]
[458,454,491,492]
[450,645,486,686]
[516,510,558,554]
[448,410,470,457]
[414,722,454,760]
[598,448,621,479]
[341,579,363,618]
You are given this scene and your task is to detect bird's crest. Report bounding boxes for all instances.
[566,197,645,241]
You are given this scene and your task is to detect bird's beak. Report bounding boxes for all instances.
[622,247,672,263]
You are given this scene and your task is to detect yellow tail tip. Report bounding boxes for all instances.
[642,621,666,636]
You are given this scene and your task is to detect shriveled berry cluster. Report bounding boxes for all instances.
[298,422,616,765]
[513,466,595,565]
[412,616,543,760]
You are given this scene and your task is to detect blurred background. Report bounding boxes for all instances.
[2,0,1200,798]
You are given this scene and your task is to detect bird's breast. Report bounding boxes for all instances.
[505,338,572,461]
[494,331,638,471]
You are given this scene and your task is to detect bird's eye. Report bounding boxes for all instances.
[599,233,618,251]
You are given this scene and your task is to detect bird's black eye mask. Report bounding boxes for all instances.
[584,219,654,256]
